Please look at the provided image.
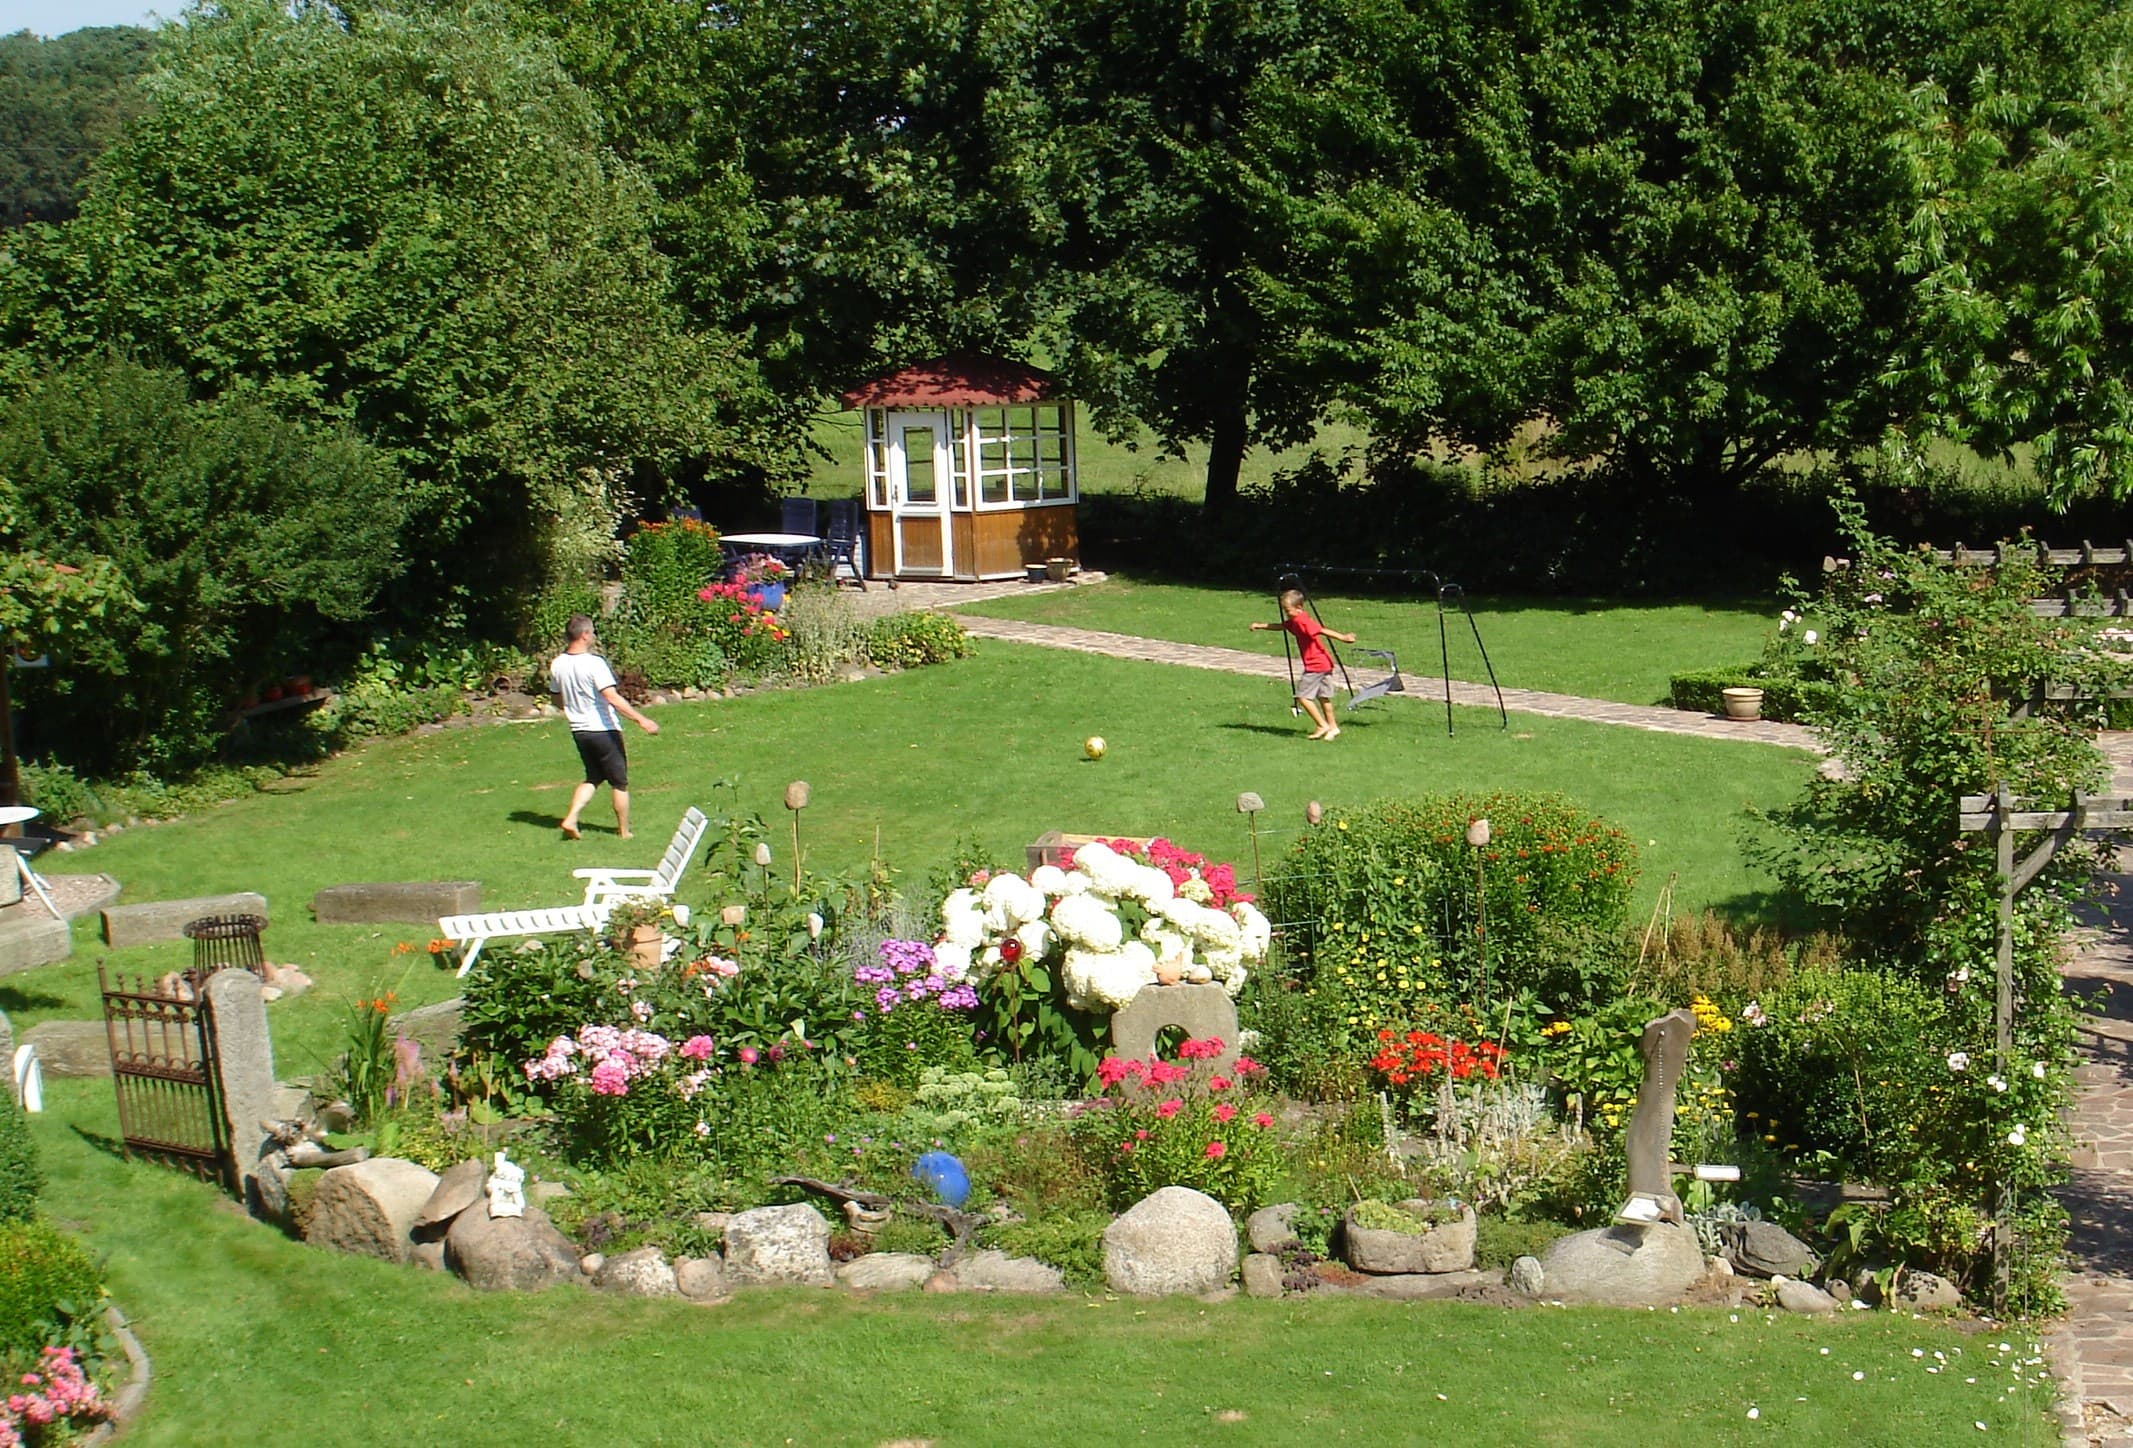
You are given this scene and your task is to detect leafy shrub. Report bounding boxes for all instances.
[0,1219,101,1370]
[14,761,97,828]
[867,1216,947,1259]
[0,1094,39,1223]
[1625,908,1841,1004]
[864,611,971,669]
[980,1209,1111,1289]
[1269,791,1638,1025]
[1474,1214,1572,1269]
[1075,1049,1282,1214]
[0,355,405,775]
[1666,666,1840,722]
[622,519,724,621]
[776,584,869,682]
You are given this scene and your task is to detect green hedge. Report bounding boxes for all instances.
[1668,665,1841,723]
[0,1219,101,1368]
[0,1095,37,1224]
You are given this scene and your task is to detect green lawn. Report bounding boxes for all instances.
[10,644,2054,1444]
[953,578,1776,707]
[21,644,1814,1069]
[32,1079,2057,1447]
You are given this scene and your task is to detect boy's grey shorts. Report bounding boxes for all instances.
[1296,671,1335,701]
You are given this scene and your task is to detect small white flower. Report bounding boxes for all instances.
[1781,610,1798,625]
[1986,1074,2007,1093]
[2007,1125,2027,1147]
[1803,629,1819,645]
[1863,592,1883,604]
[2031,1061,2046,1079]
[1946,1051,1970,1072]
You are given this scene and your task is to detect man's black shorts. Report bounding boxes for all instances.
[572,729,628,789]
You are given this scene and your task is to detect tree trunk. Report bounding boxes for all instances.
[1203,388,1249,516]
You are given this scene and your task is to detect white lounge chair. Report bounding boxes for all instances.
[438,901,692,977]
[574,806,709,907]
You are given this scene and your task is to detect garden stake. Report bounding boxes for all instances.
[1236,791,1265,895]
[784,779,811,893]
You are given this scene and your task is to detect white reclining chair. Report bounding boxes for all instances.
[439,900,691,977]
[574,806,708,907]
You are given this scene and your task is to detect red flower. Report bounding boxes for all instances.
[1252,1112,1275,1129]
[1213,1102,1237,1123]
[1204,1140,1227,1160]
[1156,1098,1183,1119]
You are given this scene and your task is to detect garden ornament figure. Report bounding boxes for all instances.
[487,1149,527,1219]
[1614,1008,1696,1228]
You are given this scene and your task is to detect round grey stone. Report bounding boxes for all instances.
[1246,1203,1301,1254]
[724,1203,834,1287]
[415,1158,486,1229]
[1509,1255,1546,1296]
[1104,1186,1238,1297]
[1536,1223,1705,1307]
[594,1246,679,1298]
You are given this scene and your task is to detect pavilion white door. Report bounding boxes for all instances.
[886,411,952,577]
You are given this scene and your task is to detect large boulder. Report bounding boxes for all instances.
[1891,1269,1963,1312]
[1776,1278,1838,1314]
[444,1204,582,1291]
[307,1158,439,1264]
[1721,1219,1819,1280]
[1103,1186,1237,1297]
[1536,1223,1705,1307]
[414,1159,486,1231]
[593,1246,678,1298]
[838,1253,940,1293]
[1341,1202,1477,1275]
[723,1204,834,1287]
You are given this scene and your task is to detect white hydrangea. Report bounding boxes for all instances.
[940,889,985,949]
[1178,875,1215,904]
[1073,841,1142,897]
[1232,902,1272,957]
[1142,926,1191,976]
[1062,942,1157,1012]
[1029,864,1069,896]
[933,941,974,980]
[1129,864,1176,906]
[1057,869,1092,895]
[982,872,1047,930]
[1050,891,1124,952]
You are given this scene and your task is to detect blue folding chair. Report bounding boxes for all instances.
[822,499,866,588]
[779,497,820,538]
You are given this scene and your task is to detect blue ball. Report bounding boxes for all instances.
[911,1150,971,1208]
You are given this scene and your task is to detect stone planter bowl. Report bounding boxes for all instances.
[1720,686,1765,721]
[1341,1200,1478,1275]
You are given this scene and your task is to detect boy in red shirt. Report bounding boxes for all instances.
[1251,588,1357,740]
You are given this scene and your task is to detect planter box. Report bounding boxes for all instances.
[1024,830,1155,873]
[1341,1201,1477,1275]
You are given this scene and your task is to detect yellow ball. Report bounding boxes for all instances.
[1084,735,1107,760]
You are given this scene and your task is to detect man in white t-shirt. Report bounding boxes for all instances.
[550,615,660,840]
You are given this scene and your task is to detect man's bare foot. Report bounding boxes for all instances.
[1319,726,1341,741]
[617,831,635,840]
[560,821,581,840]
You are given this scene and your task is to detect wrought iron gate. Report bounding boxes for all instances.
[99,967,231,1188]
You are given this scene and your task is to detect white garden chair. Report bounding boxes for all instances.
[573,806,708,907]
[438,900,691,977]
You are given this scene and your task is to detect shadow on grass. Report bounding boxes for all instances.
[506,808,621,837]
[69,1124,130,1163]
[0,984,72,1012]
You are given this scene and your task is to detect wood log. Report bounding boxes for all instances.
[283,1142,372,1169]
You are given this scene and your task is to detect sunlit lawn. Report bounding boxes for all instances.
[32,1078,2058,1447]
[10,640,2057,1446]
[953,577,1775,707]
[23,643,1812,1072]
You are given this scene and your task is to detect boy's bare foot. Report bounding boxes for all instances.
[617,831,635,840]
[560,821,581,840]
[1307,728,1330,740]
[1319,726,1342,741]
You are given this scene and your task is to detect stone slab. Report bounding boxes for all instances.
[204,969,280,1210]
[312,881,481,925]
[21,1019,111,1078]
[0,916,71,977]
[102,893,267,948]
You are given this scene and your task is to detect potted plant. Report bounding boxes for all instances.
[1720,686,1764,720]
[605,895,675,971]
[731,553,791,612]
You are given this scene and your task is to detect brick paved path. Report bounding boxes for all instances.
[2055,735,2133,1444]
[949,610,1823,750]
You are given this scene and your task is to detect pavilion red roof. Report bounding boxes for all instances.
[839,353,1063,409]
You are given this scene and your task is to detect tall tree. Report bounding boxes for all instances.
[0,26,156,229]
[0,0,759,625]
